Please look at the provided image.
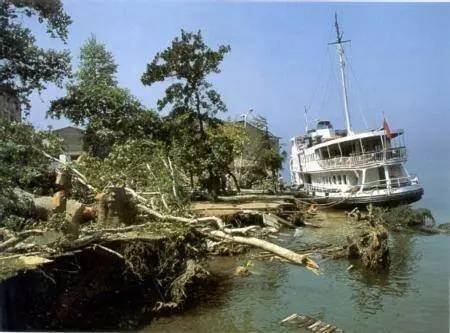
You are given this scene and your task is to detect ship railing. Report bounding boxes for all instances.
[302,175,419,194]
[316,147,407,170]
[361,175,419,191]
[302,184,343,193]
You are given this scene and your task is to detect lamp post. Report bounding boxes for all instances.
[237,109,253,187]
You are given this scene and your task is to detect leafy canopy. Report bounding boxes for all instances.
[141,30,230,133]
[141,30,238,197]
[0,118,62,193]
[75,139,190,213]
[238,116,285,190]
[48,36,161,157]
[0,0,72,108]
[78,35,118,87]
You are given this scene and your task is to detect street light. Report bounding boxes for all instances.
[240,108,254,128]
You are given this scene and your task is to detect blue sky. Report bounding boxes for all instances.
[27,1,450,218]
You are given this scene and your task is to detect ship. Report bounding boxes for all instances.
[289,15,424,207]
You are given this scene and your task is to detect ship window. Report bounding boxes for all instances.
[332,176,336,184]
[343,175,347,184]
[317,121,333,130]
[337,175,342,184]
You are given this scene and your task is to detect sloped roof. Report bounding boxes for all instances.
[53,126,84,134]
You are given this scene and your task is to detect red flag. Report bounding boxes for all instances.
[383,118,392,139]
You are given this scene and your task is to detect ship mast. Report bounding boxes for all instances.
[329,14,353,135]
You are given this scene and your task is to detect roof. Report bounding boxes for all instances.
[302,129,403,151]
[233,120,280,139]
[53,126,84,134]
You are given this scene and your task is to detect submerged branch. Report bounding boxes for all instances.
[209,230,319,273]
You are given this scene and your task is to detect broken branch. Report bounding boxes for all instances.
[209,230,319,273]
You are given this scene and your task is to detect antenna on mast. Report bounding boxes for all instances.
[329,13,353,135]
[304,105,309,132]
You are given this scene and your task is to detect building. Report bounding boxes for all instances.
[233,119,282,188]
[0,86,21,122]
[53,126,84,160]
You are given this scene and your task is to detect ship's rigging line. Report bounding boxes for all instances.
[326,44,348,126]
[319,40,371,132]
[306,22,337,123]
[344,45,370,130]
[304,17,372,132]
[306,46,330,123]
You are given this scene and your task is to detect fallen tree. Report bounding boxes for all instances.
[209,230,319,272]
[2,150,319,274]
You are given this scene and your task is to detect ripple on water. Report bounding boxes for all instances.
[147,212,450,333]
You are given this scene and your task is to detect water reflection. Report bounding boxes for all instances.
[342,232,420,315]
[146,211,448,333]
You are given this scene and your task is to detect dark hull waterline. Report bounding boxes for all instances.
[295,188,424,208]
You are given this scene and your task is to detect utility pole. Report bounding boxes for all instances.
[329,13,353,135]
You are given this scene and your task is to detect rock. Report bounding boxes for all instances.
[233,266,250,277]
[293,228,303,238]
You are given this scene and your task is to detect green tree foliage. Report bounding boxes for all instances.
[48,36,161,157]
[77,35,118,86]
[0,118,62,192]
[370,205,435,228]
[0,119,63,225]
[141,30,230,134]
[141,30,238,197]
[239,116,285,191]
[75,139,190,213]
[168,121,247,195]
[0,0,72,109]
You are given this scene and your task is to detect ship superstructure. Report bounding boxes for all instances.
[289,15,424,206]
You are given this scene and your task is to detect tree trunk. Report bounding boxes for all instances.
[195,92,203,134]
[227,170,241,192]
[95,188,137,227]
[210,230,319,273]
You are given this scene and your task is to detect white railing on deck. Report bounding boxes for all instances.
[302,175,418,194]
[313,147,407,170]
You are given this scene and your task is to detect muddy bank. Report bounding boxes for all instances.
[0,224,209,331]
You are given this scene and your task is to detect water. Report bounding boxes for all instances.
[147,211,450,332]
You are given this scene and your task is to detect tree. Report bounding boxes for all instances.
[48,36,161,158]
[0,118,62,192]
[167,121,246,196]
[141,30,230,134]
[238,116,286,191]
[75,138,190,213]
[0,0,72,109]
[78,35,118,87]
[141,30,235,197]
